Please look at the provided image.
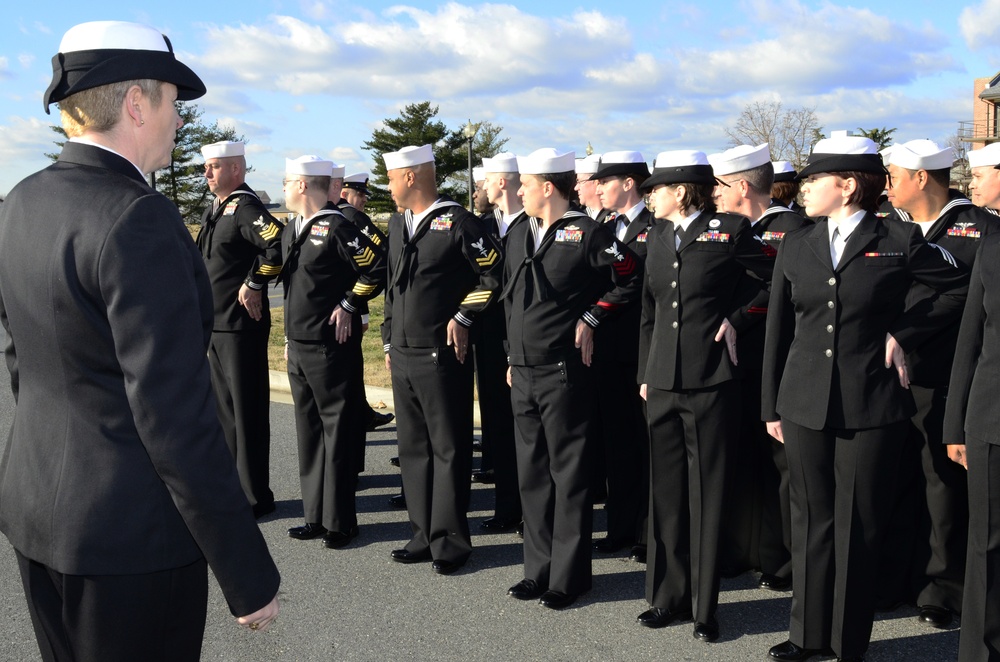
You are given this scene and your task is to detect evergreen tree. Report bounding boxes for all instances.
[362,102,507,213]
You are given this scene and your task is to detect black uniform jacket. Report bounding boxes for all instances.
[944,233,1000,446]
[504,211,643,366]
[739,203,811,371]
[595,207,658,364]
[763,213,969,431]
[281,203,386,341]
[381,197,503,350]
[638,211,775,391]
[0,143,279,615]
[903,193,1000,388]
[337,199,387,317]
[196,183,283,331]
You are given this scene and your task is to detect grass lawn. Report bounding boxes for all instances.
[268,298,392,389]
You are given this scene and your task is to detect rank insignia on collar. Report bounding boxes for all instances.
[555,228,583,242]
[310,225,329,238]
[761,231,785,241]
[947,226,981,238]
[224,202,238,215]
[430,216,454,231]
[696,230,730,242]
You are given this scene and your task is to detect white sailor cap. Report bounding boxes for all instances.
[383,144,434,171]
[798,136,884,179]
[709,144,771,176]
[44,21,206,113]
[286,155,334,177]
[969,143,1000,169]
[575,154,602,175]
[343,172,370,194]
[639,150,715,191]
[772,161,797,182]
[472,167,485,183]
[591,150,650,180]
[517,148,576,175]
[201,140,245,159]
[888,139,954,171]
[483,152,519,174]
[330,162,346,179]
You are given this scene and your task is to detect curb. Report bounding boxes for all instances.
[268,370,482,427]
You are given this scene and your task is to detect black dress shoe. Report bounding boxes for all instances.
[390,548,431,564]
[471,469,495,484]
[432,559,463,575]
[388,494,407,509]
[630,544,647,563]
[288,523,327,540]
[322,525,359,549]
[508,579,546,600]
[481,516,519,532]
[768,640,833,661]
[759,573,792,591]
[636,607,693,629]
[367,411,394,431]
[252,501,276,519]
[592,537,629,553]
[538,590,576,610]
[389,456,400,467]
[692,619,719,642]
[918,605,953,629]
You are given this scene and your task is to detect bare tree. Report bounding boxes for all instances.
[947,132,973,192]
[725,101,821,170]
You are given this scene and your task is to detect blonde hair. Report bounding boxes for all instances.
[58,79,163,137]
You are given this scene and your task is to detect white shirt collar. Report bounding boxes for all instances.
[828,209,866,243]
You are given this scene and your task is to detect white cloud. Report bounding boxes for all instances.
[17,54,34,69]
[217,116,274,141]
[329,146,359,163]
[961,0,1000,50]
[0,116,61,194]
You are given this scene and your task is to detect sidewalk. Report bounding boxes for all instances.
[268,370,483,427]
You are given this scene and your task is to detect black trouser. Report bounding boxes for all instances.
[473,310,520,521]
[391,346,474,564]
[17,550,208,662]
[594,357,648,545]
[287,337,362,533]
[721,372,791,578]
[208,327,273,509]
[782,418,906,659]
[645,381,737,624]
[511,359,596,595]
[959,438,1000,662]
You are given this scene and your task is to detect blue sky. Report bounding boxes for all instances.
[3,0,1000,197]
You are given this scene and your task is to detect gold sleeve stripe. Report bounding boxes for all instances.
[352,282,378,296]
[475,249,498,267]
[461,291,493,306]
[259,224,281,241]
[353,247,376,267]
[369,234,382,246]
[256,264,282,275]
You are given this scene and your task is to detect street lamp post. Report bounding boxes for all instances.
[462,119,480,211]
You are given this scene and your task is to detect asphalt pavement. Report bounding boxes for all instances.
[0,372,962,661]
